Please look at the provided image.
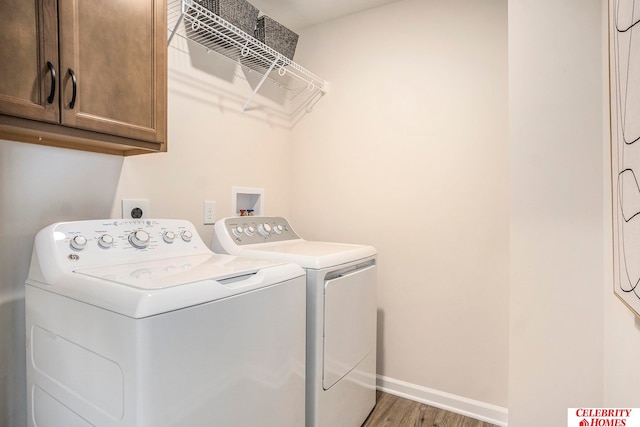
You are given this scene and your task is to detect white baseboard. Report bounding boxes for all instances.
[376,375,508,427]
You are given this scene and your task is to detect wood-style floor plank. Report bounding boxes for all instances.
[362,391,499,427]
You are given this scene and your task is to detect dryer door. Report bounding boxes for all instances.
[323,263,377,390]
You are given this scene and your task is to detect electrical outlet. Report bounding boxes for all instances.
[204,201,216,224]
[122,199,150,219]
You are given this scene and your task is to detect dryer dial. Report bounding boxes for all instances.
[257,223,272,237]
[232,226,243,238]
[181,230,193,242]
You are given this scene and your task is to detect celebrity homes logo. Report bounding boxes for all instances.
[568,408,640,426]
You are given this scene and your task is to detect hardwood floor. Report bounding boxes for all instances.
[362,391,499,427]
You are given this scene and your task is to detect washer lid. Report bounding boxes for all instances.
[240,240,377,270]
[28,254,304,318]
[75,253,277,290]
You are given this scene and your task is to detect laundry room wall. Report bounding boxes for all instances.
[290,0,509,417]
[111,38,294,244]
[602,0,640,411]
[509,0,606,425]
[0,139,124,427]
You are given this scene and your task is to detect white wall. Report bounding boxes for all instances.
[291,0,509,416]
[603,0,640,408]
[604,286,640,406]
[508,0,605,426]
[111,37,294,244]
[0,140,123,427]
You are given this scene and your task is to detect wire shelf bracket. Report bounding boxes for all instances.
[167,0,328,121]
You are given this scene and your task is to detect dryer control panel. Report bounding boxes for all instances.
[216,216,299,246]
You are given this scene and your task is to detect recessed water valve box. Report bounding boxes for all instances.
[232,186,264,216]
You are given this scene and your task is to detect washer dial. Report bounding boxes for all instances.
[129,230,150,249]
[163,231,176,244]
[98,234,114,249]
[70,235,87,251]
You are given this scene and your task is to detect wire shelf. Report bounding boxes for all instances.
[168,0,327,120]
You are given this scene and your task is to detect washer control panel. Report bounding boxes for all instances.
[220,216,299,245]
[39,219,209,269]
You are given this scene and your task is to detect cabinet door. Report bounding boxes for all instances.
[58,0,167,144]
[0,0,59,123]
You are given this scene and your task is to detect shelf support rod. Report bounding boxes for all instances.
[167,12,185,46]
[241,58,280,113]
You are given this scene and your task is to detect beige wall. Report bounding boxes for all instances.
[509,0,605,425]
[290,0,509,410]
[603,0,640,409]
[0,140,123,427]
[111,37,294,244]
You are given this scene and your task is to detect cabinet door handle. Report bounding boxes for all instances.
[46,61,56,104]
[68,68,77,109]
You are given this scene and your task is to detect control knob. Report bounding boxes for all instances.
[70,235,87,251]
[273,224,283,234]
[244,226,255,237]
[181,230,193,242]
[232,226,243,238]
[98,234,114,249]
[257,223,272,237]
[129,230,150,249]
[163,231,176,244]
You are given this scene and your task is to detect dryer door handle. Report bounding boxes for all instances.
[325,260,376,281]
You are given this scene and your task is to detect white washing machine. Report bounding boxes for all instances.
[212,216,377,427]
[26,219,306,427]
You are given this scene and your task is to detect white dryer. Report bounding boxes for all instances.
[212,216,377,427]
[26,219,306,427]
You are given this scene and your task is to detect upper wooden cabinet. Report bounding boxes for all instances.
[0,1,59,123]
[0,0,167,155]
